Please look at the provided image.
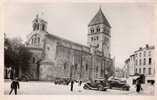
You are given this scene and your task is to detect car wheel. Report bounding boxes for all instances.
[123,87,129,91]
[98,85,104,91]
[83,86,87,89]
[126,88,129,91]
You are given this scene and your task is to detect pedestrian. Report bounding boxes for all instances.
[78,80,82,92]
[136,78,141,93]
[79,80,82,86]
[70,80,74,92]
[9,77,20,95]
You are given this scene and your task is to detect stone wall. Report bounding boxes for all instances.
[37,34,113,82]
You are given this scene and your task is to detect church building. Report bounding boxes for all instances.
[23,8,114,81]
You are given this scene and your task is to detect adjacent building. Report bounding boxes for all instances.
[125,44,155,83]
[21,8,114,81]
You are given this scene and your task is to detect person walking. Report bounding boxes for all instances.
[70,80,74,92]
[9,78,20,95]
[79,80,82,86]
[136,78,141,93]
[78,80,82,92]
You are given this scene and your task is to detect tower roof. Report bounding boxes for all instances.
[88,8,111,28]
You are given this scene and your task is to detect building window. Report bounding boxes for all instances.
[97,27,100,32]
[148,68,151,75]
[64,63,66,70]
[33,23,36,31]
[143,58,146,65]
[47,46,50,51]
[139,68,141,74]
[42,24,45,31]
[135,68,137,73]
[96,36,99,40]
[75,64,78,70]
[139,59,142,66]
[139,52,142,57]
[96,66,98,73]
[86,64,88,71]
[144,51,146,57]
[148,51,151,56]
[38,37,40,44]
[135,60,138,65]
[34,36,38,44]
[149,58,152,65]
[32,57,35,63]
[94,37,96,41]
[97,44,99,48]
[31,39,33,44]
[143,68,146,74]
[91,37,93,41]
[37,24,39,30]
[35,19,38,23]
[91,28,94,33]
[101,66,103,77]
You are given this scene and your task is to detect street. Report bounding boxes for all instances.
[4,81,154,95]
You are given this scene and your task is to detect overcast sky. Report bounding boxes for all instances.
[3,3,156,68]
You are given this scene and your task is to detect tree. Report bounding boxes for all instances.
[4,36,32,78]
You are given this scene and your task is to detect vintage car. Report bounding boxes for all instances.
[83,79,108,91]
[54,78,71,85]
[108,79,130,91]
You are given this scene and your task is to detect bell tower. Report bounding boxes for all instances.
[87,8,111,58]
[32,14,47,32]
[26,14,48,48]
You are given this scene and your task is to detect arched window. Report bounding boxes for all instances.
[148,51,151,56]
[37,24,39,30]
[143,51,146,57]
[136,60,138,65]
[90,28,94,33]
[32,57,36,63]
[149,58,152,65]
[33,23,36,31]
[139,52,142,57]
[96,66,98,73]
[64,62,66,70]
[38,37,40,44]
[31,38,33,44]
[143,58,146,65]
[96,36,99,40]
[149,68,151,75]
[42,24,45,31]
[35,19,38,23]
[47,45,50,51]
[34,37,37,44]
[75,64,78,70]
[139,59,142,65]
[86,64,88,71]
[143,68,146,74]
[96,27,100,32]
[139,68,141,73]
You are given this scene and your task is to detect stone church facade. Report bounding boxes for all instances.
[24,8,114,81]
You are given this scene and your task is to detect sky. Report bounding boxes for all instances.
[2,2,156,68]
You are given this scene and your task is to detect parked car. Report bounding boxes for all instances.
[108,79,130,91]
[54,78,71,85]
[83,79,108,91]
